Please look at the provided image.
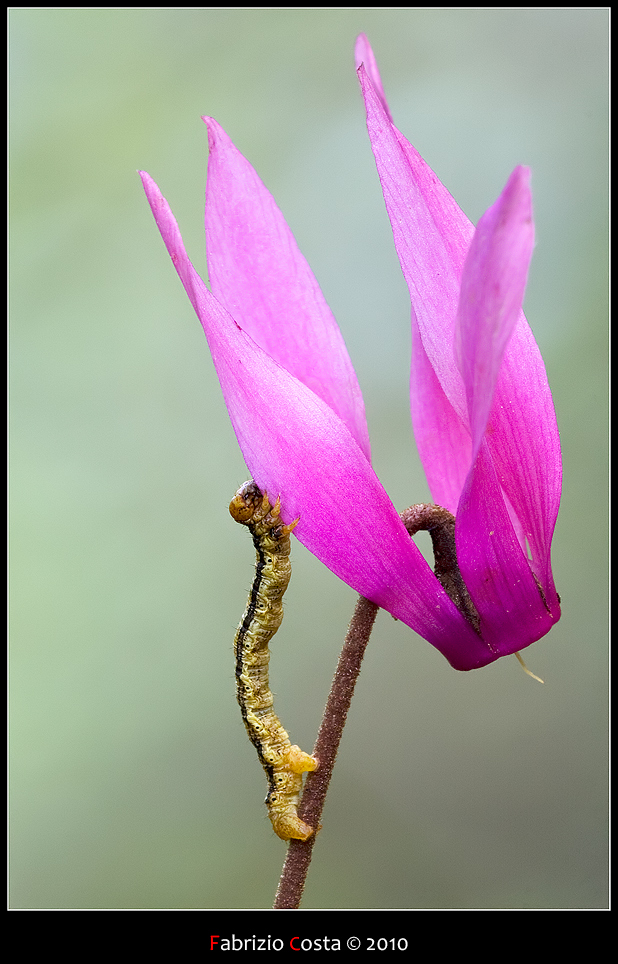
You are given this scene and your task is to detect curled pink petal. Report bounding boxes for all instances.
[356,56,473,521]
[357,37,562,655]
[203,116,371,462]
[410,318,471,515]
[456,166,535,457]
[457,442,558,658]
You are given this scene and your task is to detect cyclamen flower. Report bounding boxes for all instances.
[140,37,561,671]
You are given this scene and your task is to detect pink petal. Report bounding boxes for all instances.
[203,116,371,462]
[456,166,535,459]
[410,317,471,514]
[456,166,561,614]
[456,442,560,656]
[354,34,393,123]
[482,322,562,610]
[140,170,494,670]
[357,43,561,613]
[357,61,473,428]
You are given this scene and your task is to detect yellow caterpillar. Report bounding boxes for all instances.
[229,481,318,841]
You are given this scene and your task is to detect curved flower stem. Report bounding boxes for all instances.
[273,594,379,909]
[400,504,481,635]
[272,502,475,908]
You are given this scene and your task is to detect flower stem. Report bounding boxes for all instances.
[400,503,481,635]
[272,502,471,908]
[272,594,379,909]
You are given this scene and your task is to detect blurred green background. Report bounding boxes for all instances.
[9,8,608,909]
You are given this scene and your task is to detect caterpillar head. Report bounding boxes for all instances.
[229,480,267,524]
[229,480,299,536]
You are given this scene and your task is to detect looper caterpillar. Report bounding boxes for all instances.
[229,481,318,841]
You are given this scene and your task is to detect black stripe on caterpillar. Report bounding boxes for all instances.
[229,481,318,841]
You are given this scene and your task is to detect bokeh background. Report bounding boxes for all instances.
[9,8,608,910]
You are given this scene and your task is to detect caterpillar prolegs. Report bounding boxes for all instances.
[229,481,318,841]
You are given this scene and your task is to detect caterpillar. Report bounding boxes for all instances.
[229,481,318,841]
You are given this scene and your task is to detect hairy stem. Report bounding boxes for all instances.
[400,503,481,635]
[272,502,476,908]
[273,595,379,909]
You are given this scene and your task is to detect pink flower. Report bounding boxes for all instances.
[139,37,561,671]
